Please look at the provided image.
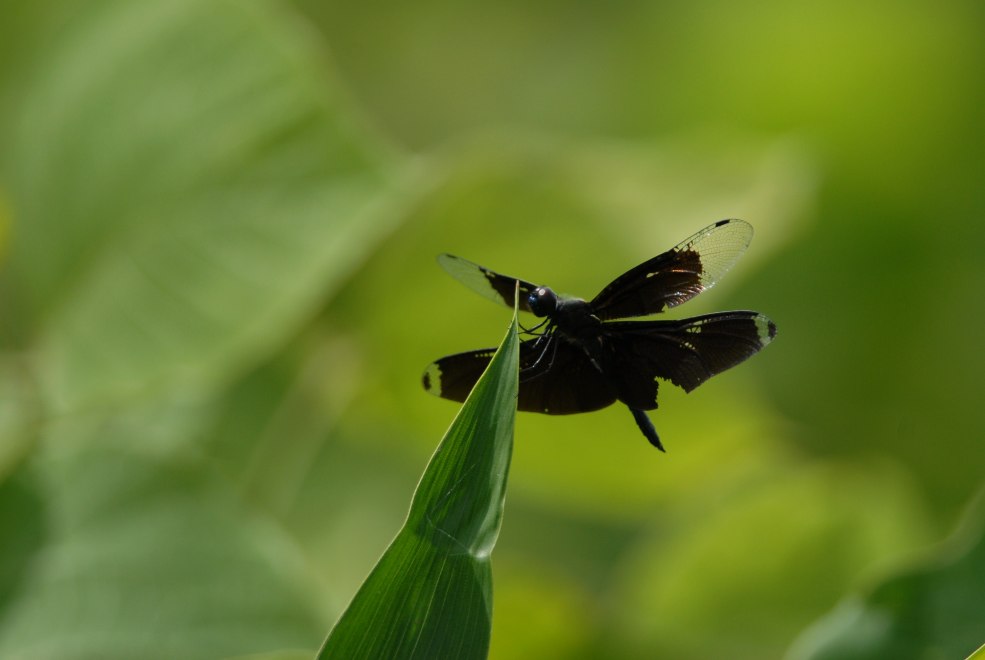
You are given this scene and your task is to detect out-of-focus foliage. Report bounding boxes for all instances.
[0,1,398,657]
[321,306,517,659]
[789,491,985,660]
[0,442,326,659]
[0,1,399,416]
[0,0,983,658]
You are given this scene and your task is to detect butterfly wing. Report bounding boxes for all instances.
[590,219,754,321]
[602,311,777,407]
[437,254,540,314]
[423,337,617,414]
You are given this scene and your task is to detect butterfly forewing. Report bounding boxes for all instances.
[437,253,539,314]
[590,219,754,321]
[602,311,776,393]
[423,338,617,414]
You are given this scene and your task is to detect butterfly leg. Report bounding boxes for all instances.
[520,335,560,382]
[629,407,664,452]
[520,317,550,336]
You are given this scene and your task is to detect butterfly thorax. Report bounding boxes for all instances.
[550,297,603,344]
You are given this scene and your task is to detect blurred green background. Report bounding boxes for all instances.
[1,1,983,658]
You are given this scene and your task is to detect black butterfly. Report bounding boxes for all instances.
[422,219,776,451]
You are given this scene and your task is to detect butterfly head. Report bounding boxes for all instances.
[528,286,558,317]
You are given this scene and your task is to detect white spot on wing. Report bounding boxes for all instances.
[424,363,443,397]
[754,314,777,346]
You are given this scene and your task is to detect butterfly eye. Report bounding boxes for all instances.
[528,287,557,317]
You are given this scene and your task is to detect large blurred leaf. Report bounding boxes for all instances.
[787,489,985,660]
[0,356,41,480]
[614,462,931,660]
[0,0,401,413]
[319,303,518,659]
[0,443,326,659]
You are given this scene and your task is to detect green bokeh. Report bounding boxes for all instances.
[1,0,983,658]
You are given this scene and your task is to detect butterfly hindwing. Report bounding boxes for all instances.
[602,311,777,394]
[422,348,497,403]
[423,337,617,414]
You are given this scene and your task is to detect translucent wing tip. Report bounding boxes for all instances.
[436,253,462,272]
[709,217,754,246]
[686,218,756,292]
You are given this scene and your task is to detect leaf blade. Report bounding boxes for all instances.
[319,293,519,660]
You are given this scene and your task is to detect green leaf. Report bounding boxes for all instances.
[614,462,929,660]
[0,1,401,413]
[318,298,519,659]
[788,489,985,660]
[0,444,326,659]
